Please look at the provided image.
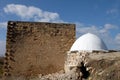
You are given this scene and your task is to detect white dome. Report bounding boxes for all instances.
[70,33,108,52]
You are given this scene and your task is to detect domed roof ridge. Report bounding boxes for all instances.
[70,33,108,52]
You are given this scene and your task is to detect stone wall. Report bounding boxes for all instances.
[3,21,75,79]
[64,51,120,80]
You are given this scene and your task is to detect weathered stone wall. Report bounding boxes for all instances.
[64,51,89,73]
[3,21,75,79]
[64,51,120,80]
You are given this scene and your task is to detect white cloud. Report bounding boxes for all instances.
[104,24,117,29]
[0,40,6,56]
[100,23,118,33]
[77,25,99,35]
[4,4,63,22]
[0,22,7,28]
[106,8,119,15]
[106,8,120,19]
[76,23,117,36]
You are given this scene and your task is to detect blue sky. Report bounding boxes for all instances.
[0,0,120,56]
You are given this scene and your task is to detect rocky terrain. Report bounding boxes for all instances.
[38,51,120,80]
[35,51,120,80]
[4,51,120,80]
[87,51,120,80]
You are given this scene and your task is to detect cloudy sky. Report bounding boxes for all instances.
[0,0,120,56]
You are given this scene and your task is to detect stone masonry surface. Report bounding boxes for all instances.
[3,21,75,79]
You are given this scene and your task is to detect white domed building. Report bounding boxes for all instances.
[70,33,108,52]
[64,33,108,73]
